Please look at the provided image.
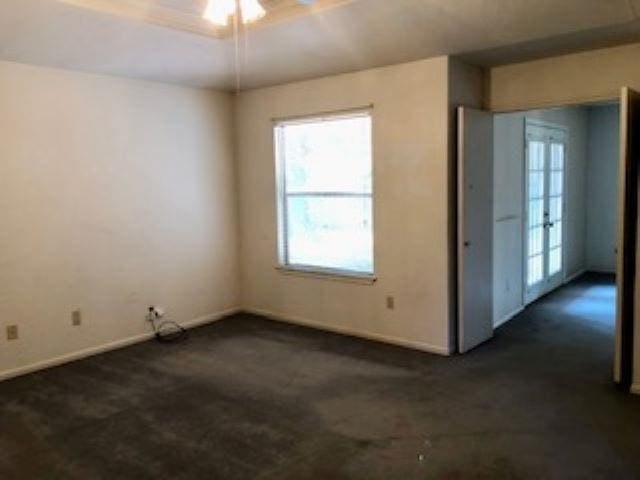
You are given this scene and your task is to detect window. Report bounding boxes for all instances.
[274,110,373,277]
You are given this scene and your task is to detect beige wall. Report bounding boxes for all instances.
[236,57,454,354]
[489,43,640,112]
[1,41,637,389]
[0,61,239,378]
[586,105,620,273]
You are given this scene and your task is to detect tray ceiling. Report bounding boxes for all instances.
[59,0,354,38]
[1,0,640,90]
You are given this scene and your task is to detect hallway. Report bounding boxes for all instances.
[491,273,617,371]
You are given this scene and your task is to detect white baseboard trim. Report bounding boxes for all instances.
[244,307,452,356]
[494,306,524,329]
[631,384,640,396]
[586,269,616,275]
[0,307,240,382]
[564,268,587,284]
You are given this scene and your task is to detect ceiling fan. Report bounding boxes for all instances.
[203,0,317,26]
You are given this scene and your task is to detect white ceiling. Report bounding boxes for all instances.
[1,0,640,91]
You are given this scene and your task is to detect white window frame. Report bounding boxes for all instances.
[273,107,375,282]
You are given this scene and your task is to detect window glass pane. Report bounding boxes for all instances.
[528,255,543,286]
[278,113,373,275]
[282,116,372,193]
[287,196,373,273]
[549,248,562,275]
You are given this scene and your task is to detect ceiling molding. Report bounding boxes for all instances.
[259,0,354,30]
[59,0,355,39]
[60,0,226,38]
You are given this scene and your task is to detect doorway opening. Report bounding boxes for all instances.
[457,89,638,391]
[494,103,620,331]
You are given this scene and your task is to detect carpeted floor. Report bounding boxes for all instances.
[1,273,639,479]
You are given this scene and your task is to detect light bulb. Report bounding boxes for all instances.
[239,0,266,23]
[203,0,236,26]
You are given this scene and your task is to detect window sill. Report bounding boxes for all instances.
[275,266,377,285]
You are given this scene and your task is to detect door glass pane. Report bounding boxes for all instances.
[527,139,546,288]
[550,171,563,196]
[549,247,562,275]
[528,227,543,256]
[287,195,373,272]
[528,255,543,286]
[550,143,564,169]
[549,196,562,222]
[549,221,562,249]
[529,199,544,227]
[548,142,564,277]
[526,133,565,291]
[528,172,544,199]
[529,141,545,170]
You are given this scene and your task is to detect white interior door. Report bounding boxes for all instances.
[457,106,494,353]
[524,121,567,305]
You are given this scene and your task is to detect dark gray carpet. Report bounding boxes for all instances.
[1,273,639,479]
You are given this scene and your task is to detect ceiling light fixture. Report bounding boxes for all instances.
[203,0,266,26]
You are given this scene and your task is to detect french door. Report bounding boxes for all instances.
[524,121,567,304]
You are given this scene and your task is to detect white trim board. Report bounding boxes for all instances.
[585,268,617,274]
[525,118,570,133]
[245,307,452,356]
[523,268,587,307]
[0,307,240,382]
[631,384,640,396]
[564,268,587,284]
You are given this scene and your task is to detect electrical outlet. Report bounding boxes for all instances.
[386,296,395,310]
[72,310,82,326]
[6,325,18,341]
[147,306,165,322]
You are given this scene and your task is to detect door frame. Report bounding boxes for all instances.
[458,89,636,390]
[522,119,569,306]
[615,87,639,387]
